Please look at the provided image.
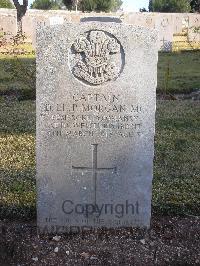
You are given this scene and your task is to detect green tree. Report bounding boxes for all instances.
[62,0,73,10]
[152,0,191,12]
[140,7,148,12]
[31,0,60,9]
[95,0,113,11]
[62,0,82,11]
[79,0,96,11]
[0,0,14,8]
[190,0,200,12]
[12,0,28,35]
[149,0,153,11]
[63,0,123,12]
[111,0,123,12]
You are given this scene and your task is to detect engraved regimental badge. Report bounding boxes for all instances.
[70,30,124,85]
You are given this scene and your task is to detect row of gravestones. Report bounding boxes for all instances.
[25,12,200,52]
[0,9,199,51]
[33,13,200,51]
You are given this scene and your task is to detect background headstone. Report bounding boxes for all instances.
[188,15,200,43]
[49,16,64,26]
[36,21,158,233]
[156,14,173,51]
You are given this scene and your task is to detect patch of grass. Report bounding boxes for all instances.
[153,101,200,215]
[0,47,200,100]
[0,55,35,100]
[158,50,200,94]
[0,100,36,220]
[0,99,199,219]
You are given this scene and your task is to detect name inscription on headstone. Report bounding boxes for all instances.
[40,94,143,139]
[36,22,158,233]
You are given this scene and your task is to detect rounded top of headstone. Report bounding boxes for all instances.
[80,17,122,24]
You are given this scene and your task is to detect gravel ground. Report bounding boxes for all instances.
[0,215,199,266]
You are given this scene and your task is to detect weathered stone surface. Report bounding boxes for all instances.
[188,15,200,42]
[155,14,173,51]
[36,22,158,233]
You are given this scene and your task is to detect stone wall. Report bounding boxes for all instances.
[0,8,199,51]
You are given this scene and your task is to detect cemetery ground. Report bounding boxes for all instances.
[0,48,200,265]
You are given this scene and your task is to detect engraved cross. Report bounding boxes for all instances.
[160,37,167,46]
[72,144,117,205]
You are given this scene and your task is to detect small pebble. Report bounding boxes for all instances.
[54,247,59,253]
[80,252,90,259]
[140,239,146,245]
[52,235,61,242]
[90,255,98,260]
[150,241,155,247]
[32,257,38,262]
